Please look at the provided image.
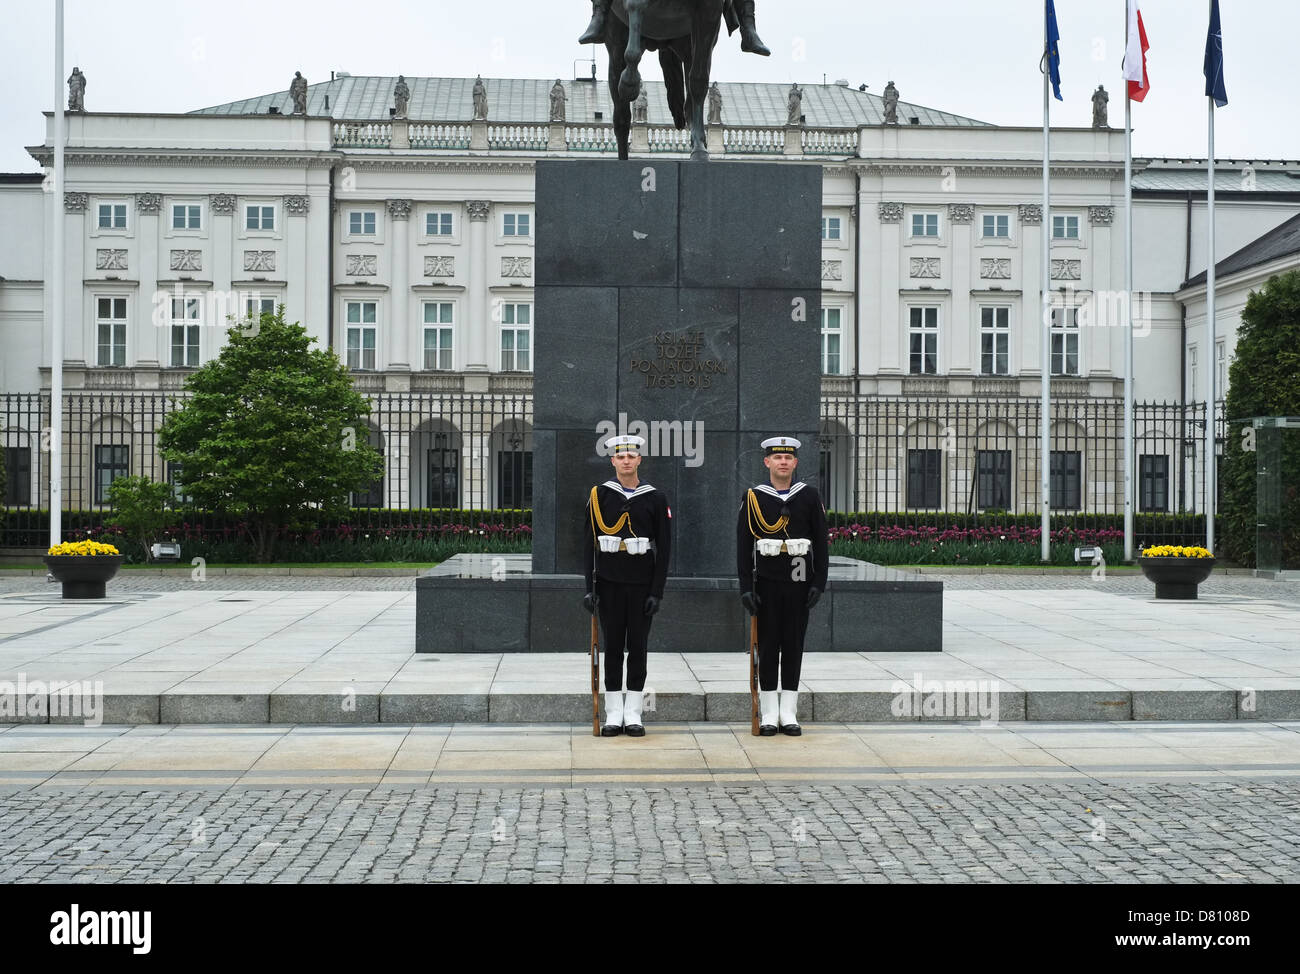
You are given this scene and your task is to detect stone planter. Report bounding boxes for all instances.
[1137,556,1216,600]
[42,555,125,599]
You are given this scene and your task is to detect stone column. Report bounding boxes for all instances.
[61,193,89,368]
[876,202,904,376]
[284,195,310,325]
[387,199,412,372]
[1018,203,1044,382]
[947,202,974,375]
[135,193,163,369]
[465,200,491,377]
[1087,204,1116,375]
[210,193,236,353]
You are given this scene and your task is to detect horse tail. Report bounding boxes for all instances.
[659,48,687,130]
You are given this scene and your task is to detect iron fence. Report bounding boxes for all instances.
[3,390,1224,547]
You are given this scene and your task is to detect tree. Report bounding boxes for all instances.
[107,475,173,562]
[1220,270,1300,568]
[158,310,384,562]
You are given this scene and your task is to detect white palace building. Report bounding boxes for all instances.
[2,74,1299,520]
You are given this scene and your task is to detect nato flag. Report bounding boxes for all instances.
[1204,0,1228,107]
[1046,0,1063,101]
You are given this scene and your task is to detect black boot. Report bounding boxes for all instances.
[578,1,607,44]
[737,2,770,56]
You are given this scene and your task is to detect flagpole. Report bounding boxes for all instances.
[1206,89,1216,554]
[51,0,65,552]
[1040,7,1052,564]
[1123,5,1135,563]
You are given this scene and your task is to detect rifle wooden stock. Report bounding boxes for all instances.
[749,615,759,736]
[590,614,600,737]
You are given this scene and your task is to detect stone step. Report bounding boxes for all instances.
[9,686,1298,726]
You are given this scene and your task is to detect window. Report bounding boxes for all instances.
[1188,345,1199,401]
[821,216,841,241]
[96,296,127,366]
[1139,454,1169,512]
[3,447,31,506]
[497,449,533,508]
[502,213,531,237]
[349,430,385,508]
[908,306,939,375]
[426,212,454,236]
[975,450,1012,510]
[170,296,202,368]
[821,307,842,375]
[423,302,454,371]
[1050,307,1079,376]
[245,205,274,231]
[911,212,939,237]
[94,445,129,505]
[1052,215,1079,239]
[982,214,1009,238]
[907,449,942,509]
[345,301,377,370]
[166,461,192,505]
[1049,451,1082,510]
[245,294,276,320]
[980,306,1010,375]
[348,210,377,235]
[500,303,531,372]
[171,204,201,230]
[1216,341,1227,394]
[97,203,126,229]
[426,435,459,508]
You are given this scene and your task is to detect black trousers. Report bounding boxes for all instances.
[595,578,651,692]
[755,576,808,692]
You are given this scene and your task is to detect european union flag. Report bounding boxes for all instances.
[1204,0,1228,107]
[1046,0,1063,101]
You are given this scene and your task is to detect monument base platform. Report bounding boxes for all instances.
[416,555,942,653]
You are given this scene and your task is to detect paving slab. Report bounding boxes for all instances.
[2,586,1300,724]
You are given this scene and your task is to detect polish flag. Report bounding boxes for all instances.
[1123,0,1151,102]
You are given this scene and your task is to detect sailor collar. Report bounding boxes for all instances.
[752,481,806,500]
[603,480,657,498]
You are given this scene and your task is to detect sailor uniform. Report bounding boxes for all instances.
[737,473,829,734]
[584,477,672,728]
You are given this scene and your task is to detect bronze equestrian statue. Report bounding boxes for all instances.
[580,0,769,161]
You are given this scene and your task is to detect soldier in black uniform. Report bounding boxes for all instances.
[583,434,672,737]
[737,436,829,736]
[579,0,770,56]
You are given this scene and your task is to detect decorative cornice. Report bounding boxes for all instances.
[64,192,88,212]
[860,162,1123,180]
[283,195,310,214]
[135,193,163,213]
[1088,205,1115,226]
[1018,204,1042,225]
[386,199,412,219]
[27,147,341,170]
[878,202,904,223]
[209,193,237,213]
[947,203,974,224]
[466,200,491,221]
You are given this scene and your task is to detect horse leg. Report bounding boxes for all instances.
[618,0,647,103]
[606,23,631,160]
[659,49,686,130]
[687,15,721,160]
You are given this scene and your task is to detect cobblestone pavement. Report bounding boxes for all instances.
[2,570,1298,601]
[0,779,1296,883]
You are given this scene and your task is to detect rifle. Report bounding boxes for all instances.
[590,613,601,737]
[749,614,759,736]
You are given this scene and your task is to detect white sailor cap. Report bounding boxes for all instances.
[762,436,801,455]
[605,435,646,455]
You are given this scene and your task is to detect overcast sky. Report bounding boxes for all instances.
[2,0,1296,172]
